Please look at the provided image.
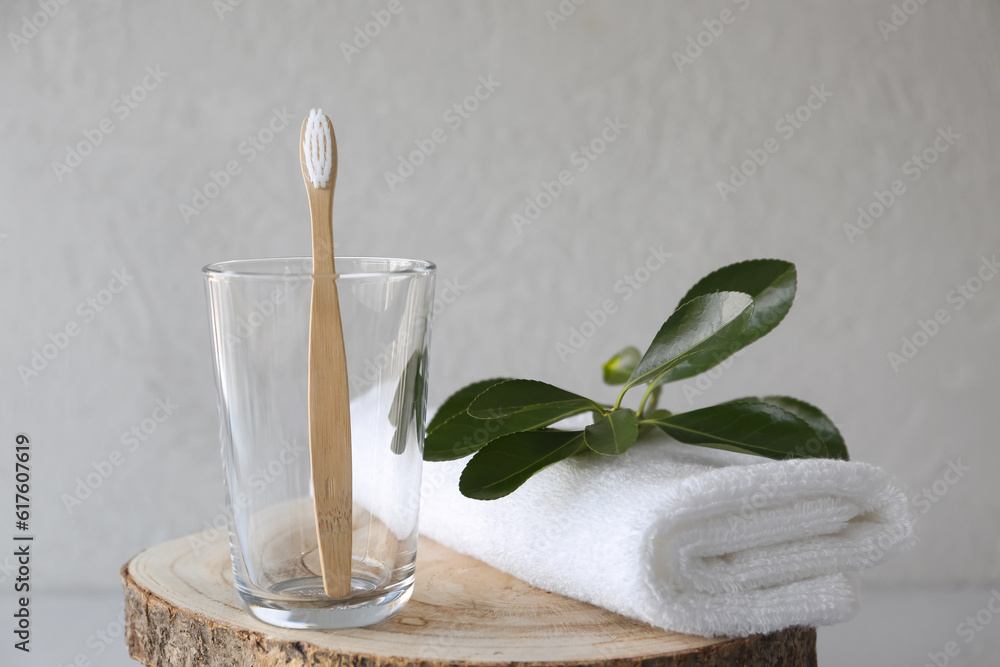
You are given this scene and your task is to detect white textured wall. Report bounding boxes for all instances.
[1,0,998,602]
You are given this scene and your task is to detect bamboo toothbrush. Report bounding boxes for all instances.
[300,108,353,598]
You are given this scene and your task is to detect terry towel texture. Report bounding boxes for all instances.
[418,435,915,637]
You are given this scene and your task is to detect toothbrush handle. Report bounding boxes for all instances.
[308,275,353,598]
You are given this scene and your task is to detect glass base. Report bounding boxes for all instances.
[237,575,414,629]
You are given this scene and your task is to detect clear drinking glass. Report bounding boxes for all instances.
[203,257,435,629]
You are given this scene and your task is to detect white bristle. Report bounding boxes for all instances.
[304,108,333,189]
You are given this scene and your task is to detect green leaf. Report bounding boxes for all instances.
[389,350,422,455]
[645,398,829,459]
[424,378,512,461]
[625,292,754,389]
[602,346,641,384]
[428,378,509,435]
[425,378,600,462]
[467,379,602,426]
[459,430,586,500]
[656,260,796,383]
[584,409,639,455]
[759,396,849,460]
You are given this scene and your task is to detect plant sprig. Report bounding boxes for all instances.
[424,259,849,500]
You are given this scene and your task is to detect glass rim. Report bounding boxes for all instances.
[202,256,436,280]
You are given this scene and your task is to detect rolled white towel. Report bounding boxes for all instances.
[418,431,915,637]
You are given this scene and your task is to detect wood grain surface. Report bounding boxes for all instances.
[122,531,816,666]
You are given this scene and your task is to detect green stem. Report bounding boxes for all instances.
[638,413,671,426]
[637,384,658,417]
[612,386,629,411]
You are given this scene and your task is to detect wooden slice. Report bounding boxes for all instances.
[122,532,816,667]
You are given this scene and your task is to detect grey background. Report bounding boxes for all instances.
[1,0,998,664]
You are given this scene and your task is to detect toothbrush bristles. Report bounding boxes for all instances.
[304,108,333,189]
